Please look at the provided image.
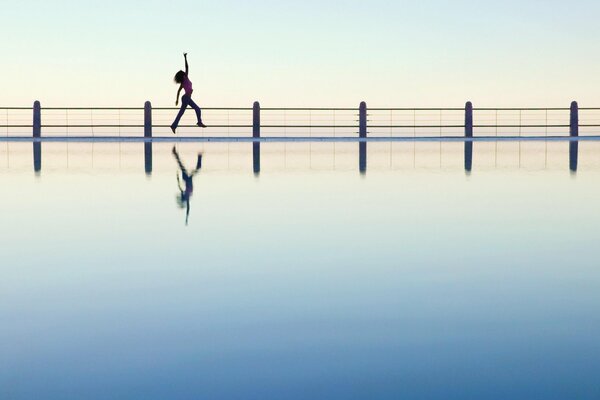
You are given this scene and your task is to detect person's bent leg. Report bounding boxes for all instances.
[188,97,204,126]
[171,96,190,130]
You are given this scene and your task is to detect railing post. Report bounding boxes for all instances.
[359,101,367,138]
[253,101,260,138]
[144,101,152,138]
[465,101,473,138]
[570,101,579,137]
[33,100,41,138]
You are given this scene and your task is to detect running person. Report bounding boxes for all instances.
[171,53,206,133]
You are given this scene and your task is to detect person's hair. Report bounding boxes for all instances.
[174,70,185,84]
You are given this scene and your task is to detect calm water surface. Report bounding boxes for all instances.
[1,141,600,399]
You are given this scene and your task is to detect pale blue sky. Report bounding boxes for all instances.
[2,0,599,107]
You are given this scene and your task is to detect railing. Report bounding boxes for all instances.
[1,101,600,139]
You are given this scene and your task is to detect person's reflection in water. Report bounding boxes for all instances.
[172,146,202,225]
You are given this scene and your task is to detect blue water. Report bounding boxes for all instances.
[1,141,600,399]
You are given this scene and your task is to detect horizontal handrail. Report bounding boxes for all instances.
[4,106,600,111]
[5,125,600,128]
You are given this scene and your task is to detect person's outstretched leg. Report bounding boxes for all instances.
[171,96,190,133]
[188,97,206,128]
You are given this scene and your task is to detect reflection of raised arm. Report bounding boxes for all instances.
[185,200,190,226]
[184,53,189,75]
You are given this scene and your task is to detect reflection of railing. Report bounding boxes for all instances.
[21,138,586,176]
[2,101,600,138]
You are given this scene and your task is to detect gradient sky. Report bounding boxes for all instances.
[2,0,600,107]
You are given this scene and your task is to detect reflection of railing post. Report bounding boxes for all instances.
[144,142,153,175]
[33,142,42,173]
[253,101,260,138]
[359,142,367,174]
[570,101,579,137]
[359,101,367,138]
[253,142,260,176]
[465,101,473,138]
[33,100,41,138]
[570,141,578,172]
[144,101,152,138]
[464,142,473,174]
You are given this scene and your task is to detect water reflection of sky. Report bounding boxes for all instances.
[1,142,600,399]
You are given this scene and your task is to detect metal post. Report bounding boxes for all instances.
[359,101,367,138]
[465,101,473,138]
[570,101,579,137]
[144,101,152,138]
[253,101,260,138]
[33,100,41,138]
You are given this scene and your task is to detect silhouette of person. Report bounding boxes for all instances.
[172,146,202,225]
[171,52,207,133]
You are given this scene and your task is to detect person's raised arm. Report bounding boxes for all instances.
[175,85,183,106]
[184,52,189,75]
